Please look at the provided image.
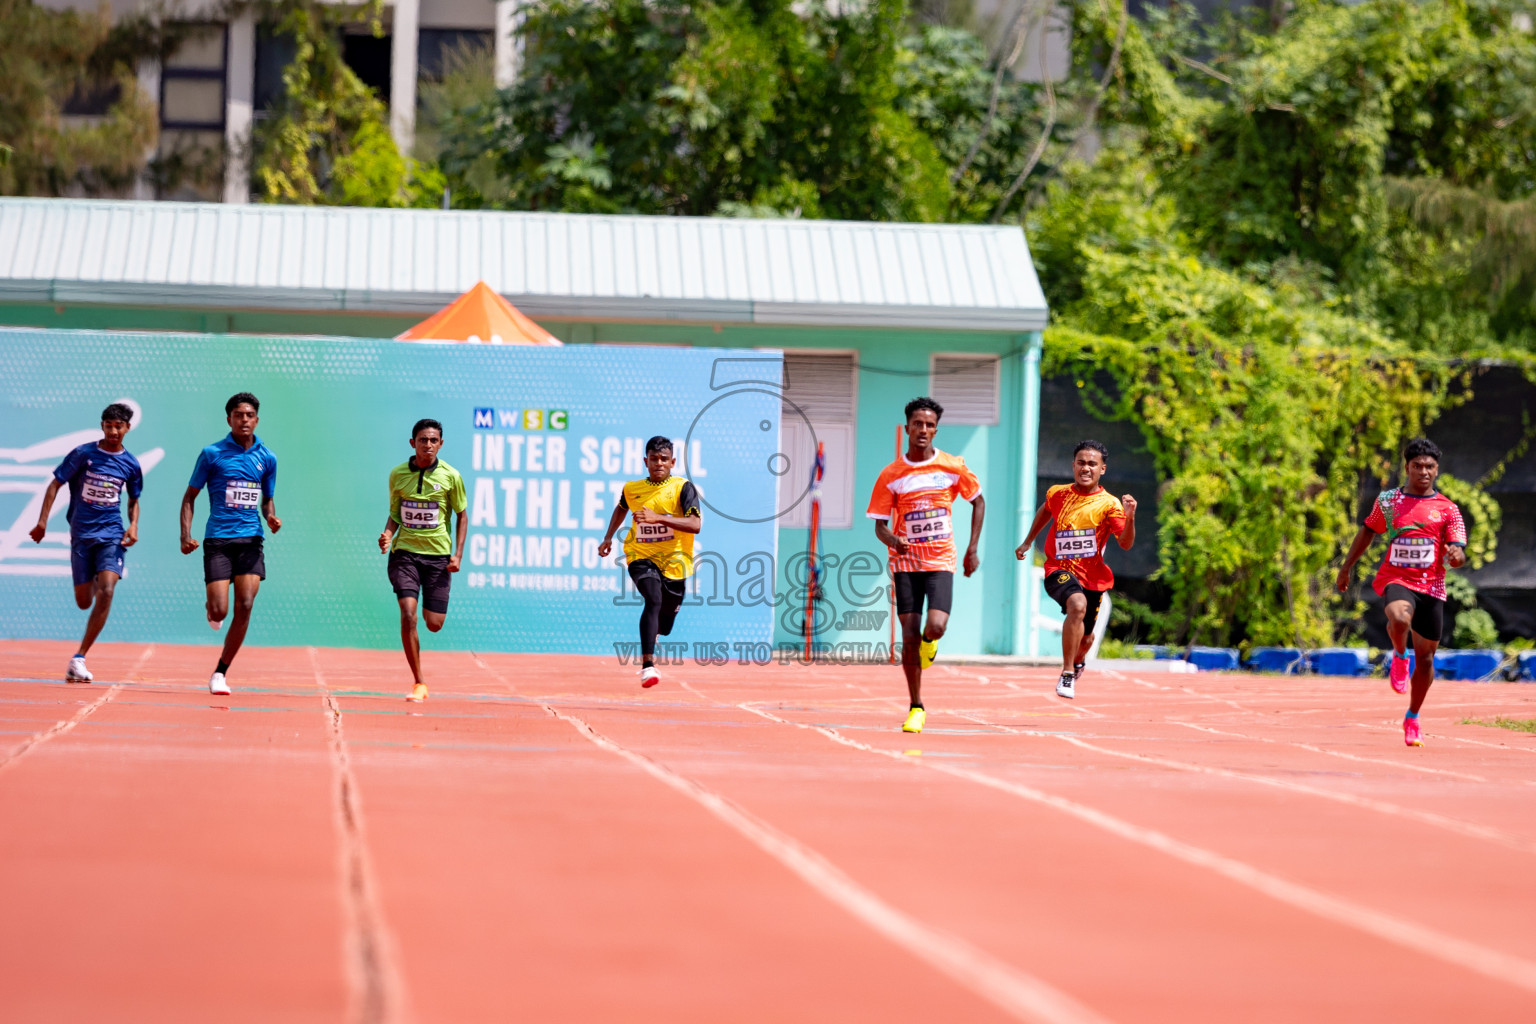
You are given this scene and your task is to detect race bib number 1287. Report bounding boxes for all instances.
[1388,536,1436,569]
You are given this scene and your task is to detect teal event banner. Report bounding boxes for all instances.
[0,330,782,654]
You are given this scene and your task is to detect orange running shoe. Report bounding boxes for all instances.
[406,683,428,703]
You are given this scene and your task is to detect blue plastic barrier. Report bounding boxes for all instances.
[1188,646,1240,671]
[1246,647,1304,674]
[1439,650,1503,681]
[1519,651,1536,682]
[1309,648,1371,677]
[1433,650,1460,677]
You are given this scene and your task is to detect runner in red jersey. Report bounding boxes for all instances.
[867,397,984,734]
[1017,440,1137,699]
[1337,439,1467,747]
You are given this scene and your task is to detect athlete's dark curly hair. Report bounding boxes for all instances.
[1403,438,1442,465]
[412,418,444,439]
[1073,439,1109,463]
[100,403,133,424]
[645,436,674,456]
[225,392,260,415]
[905,397,944,423]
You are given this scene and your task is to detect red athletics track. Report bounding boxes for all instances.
[2,640,1535,1023]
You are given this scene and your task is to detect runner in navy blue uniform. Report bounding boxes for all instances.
[180,393,281,696]
[28,403,144,683]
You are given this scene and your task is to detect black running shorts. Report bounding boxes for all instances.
[203,537,266,583]
[1043,569,1105,636]
[1382,583,1444,643]
[389,550,453,614]
[893,570,953,616]
[627,558,689,603]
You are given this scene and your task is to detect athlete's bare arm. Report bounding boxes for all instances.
[262,495,282,534]
[596,503,628,559]
[123,496,140,548]
[28,479,63,543]
[1116,495,1137,550]
[963,494,985,577]
[633,506,701,535]
[1446,543,1467,569]
[1335,525,1378,592]
[1015,503,1052,559]
[180,485,201,554]
[378,514,398,554]
[874,518,909,555]
[449,510,468,572]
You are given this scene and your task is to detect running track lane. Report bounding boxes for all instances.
[1,641,1534,1022]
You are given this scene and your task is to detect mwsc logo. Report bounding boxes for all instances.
[473,408,568,430]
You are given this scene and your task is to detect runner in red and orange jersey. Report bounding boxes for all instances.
[867,397,984,734]
[1337,438,1467,747]
[1017,441,1137,700]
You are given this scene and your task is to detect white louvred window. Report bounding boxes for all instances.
[778,352,857,529]
[929,354,1000,426]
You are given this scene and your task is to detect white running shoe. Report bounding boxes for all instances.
[209,671,231,696]
[65,656,93,683]
[640,666,661,688]
[1055,672,1076,699]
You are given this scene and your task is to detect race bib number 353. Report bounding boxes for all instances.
[82,472,122,507]
[1054,528,1097,560]
[224,480,261,509]
[636,520,675,544]
[401,500,441,530]
[1389,536,1437,569]
[903,508,952,542]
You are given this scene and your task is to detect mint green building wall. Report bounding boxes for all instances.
[0,303,1042,655]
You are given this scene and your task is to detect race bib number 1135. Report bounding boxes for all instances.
[224,480,261,509]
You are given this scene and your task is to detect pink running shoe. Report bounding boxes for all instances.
[1404,716,1422,747]
[1388,653,1409,694]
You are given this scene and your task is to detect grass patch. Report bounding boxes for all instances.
[1460,716,1536,734]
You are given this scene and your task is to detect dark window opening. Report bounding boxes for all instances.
[418,29,493,81]
[342,32,392,103]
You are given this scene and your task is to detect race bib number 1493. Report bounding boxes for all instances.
[1054,528,1097,560]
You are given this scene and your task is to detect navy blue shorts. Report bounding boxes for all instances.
[71,539,125,586]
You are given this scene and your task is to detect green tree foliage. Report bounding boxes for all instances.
[436,0,1053,219]
[252,0,442,207]
[0,0,159,196]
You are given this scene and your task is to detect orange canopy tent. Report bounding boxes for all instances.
[396,281,562,345]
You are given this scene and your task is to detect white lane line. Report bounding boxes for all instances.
[0,684,122,774]
[1172,721,1491,783]
[960,713,1536,855]
[310,648,410,1024]
[544,702,1114,1024]
[1407,727,1536,756]
[738,701,1536,997]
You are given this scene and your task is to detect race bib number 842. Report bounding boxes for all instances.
[224,480,261,509]
[1388,536,1437,569]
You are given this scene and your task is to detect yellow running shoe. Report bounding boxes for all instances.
[902,706,926,733]
[919,637,938,669]
[406,683,428,703]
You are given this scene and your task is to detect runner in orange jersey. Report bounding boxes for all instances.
[1017,440,1137,700]
[867,398,984,734]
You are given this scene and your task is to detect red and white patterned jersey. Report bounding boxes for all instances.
[1363,488,1467,600]
[866,450,981,573]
